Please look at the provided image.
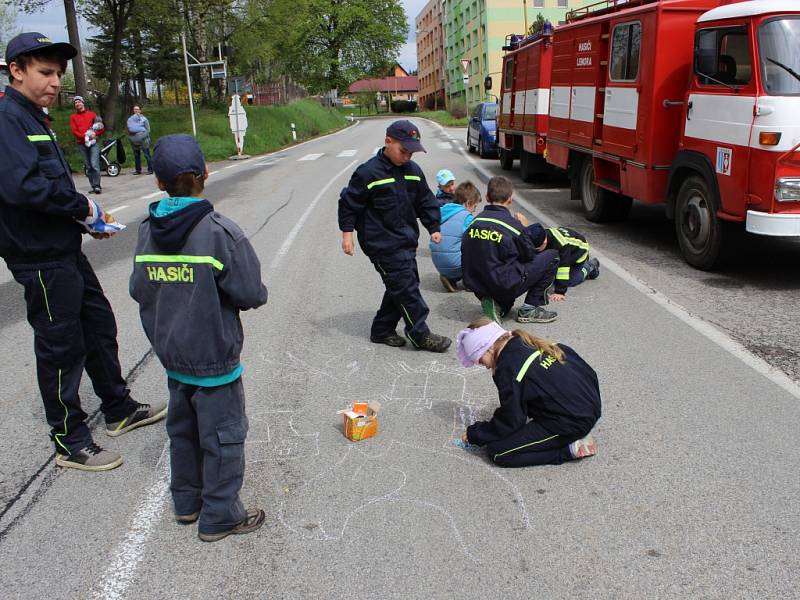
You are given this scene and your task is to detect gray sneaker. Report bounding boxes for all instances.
[106,399,167,437]
[55,442,123,472]
[516,306,557,323]
[584,257,600,280]
[198,508,266,542]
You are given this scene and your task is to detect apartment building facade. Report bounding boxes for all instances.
[415,0,446,110]
[440,0,595,107]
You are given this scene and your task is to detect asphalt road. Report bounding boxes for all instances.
[0,117,798,599]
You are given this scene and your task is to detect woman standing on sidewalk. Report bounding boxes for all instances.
[127,104,153,175]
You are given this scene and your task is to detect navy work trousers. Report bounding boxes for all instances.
[497,248,559,311]
[371,257,430,346]
[9,252,134,454]
[166,377,248,535]
[487,421,583,468]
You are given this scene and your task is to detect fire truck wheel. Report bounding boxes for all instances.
[520,150,545,182]
[675,175,727,270]
[579,159,631,222]
[499,148,514,171]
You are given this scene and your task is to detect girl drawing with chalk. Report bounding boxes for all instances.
[455,317,601,467]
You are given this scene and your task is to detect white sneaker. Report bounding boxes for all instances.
[568,434,598,459]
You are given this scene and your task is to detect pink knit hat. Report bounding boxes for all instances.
[456,322,507,367]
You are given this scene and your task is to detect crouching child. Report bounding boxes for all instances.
[130,134,268,542]
[455,317,601,467]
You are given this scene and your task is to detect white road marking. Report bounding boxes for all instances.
[140,191,163,200]
[337,149,357,157]
[109,205,129,213]
[208,170,219,175]
[437,141,452,149]
[441,124,800,402]
[224,164,239,169]
[298,153,324,161]
[93,447,170,600]
[270,159,358,268]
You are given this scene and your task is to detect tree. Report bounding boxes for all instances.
[1,3,19,49]
[250,0,407,94]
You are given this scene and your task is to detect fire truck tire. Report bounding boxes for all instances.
[520,150,545,182]
[499,148,514,171]
[675,175,728,270]
[579,159,630,222]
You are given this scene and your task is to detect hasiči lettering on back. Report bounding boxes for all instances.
[468,228,503,243]
[146,264,194,283]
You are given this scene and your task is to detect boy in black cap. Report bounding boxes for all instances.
[462,176,560,324]
[0,32,166,471]
[130,134,268,542]
[339,120,451,352]
[528,224,600,302]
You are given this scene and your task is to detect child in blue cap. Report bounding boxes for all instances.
[435,169,456,206]
[430,181,481,292]
[130,134,268,542]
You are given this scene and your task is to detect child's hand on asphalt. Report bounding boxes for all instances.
[515,212,529,226]
[549,293,566,302]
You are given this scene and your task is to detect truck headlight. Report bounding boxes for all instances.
[775,178,800,202]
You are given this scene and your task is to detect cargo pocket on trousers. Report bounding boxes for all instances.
[216,420,246,481]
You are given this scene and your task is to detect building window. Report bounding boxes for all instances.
[610,21,642,81]
[558,0,567,7]
[534,0,544,7]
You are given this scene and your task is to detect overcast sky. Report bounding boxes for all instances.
[15,0,428,71]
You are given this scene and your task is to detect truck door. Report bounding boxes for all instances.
[683,23,756,218]
[602,19,641,157]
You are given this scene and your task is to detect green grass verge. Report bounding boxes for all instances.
[414,111,468,127]
[47,99,347,172]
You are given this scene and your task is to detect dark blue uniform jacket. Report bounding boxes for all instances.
[338,149,440,261]
[461,204,539,299]
[546,226,590,294]
[467,336,602,445]
[0,86,89,263]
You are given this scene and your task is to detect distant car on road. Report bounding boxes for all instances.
[466,101,498,158]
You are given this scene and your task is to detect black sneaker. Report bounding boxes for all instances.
[585,257,600,280]
[132,170,142,175]
[55,442,123,472]
[93,187,102,194]
[198,508,266,542]
[370,333,407,347]
[106,399,167,437]
[415,332,452,353]
[176,511,200,524]
[516,306,557,323]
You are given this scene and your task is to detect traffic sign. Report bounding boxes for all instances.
[460,59,470,75]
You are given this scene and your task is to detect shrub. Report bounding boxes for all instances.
[448,97,467,119]
[390,100,418,113]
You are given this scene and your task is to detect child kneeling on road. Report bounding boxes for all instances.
[456,317,601,467]
[430,181,481,292]
[529,224,600,302]
[461,176,560,324]
[130,134,268,542]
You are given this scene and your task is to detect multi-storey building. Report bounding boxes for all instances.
[415,0,446,110]
[441,0,594,108]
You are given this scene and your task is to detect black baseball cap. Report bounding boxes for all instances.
[5,32,77,64]
[152,134,206,185]
[386,120,425,153]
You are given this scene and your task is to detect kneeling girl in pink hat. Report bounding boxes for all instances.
[456,317,601,467]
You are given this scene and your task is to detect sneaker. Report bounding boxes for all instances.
[198,508,266,542]
[93,187,102,194]
[132,170,142,175]
[568,435,598,460]
[176,511,200,524]
[370,333,406,347]
[480,297,503,324]
[106,399,167,437]
[516,306,557,323]
[439,275,459,293]
[415,332,452,353]
[147,170,154,175]
[55,442,123,472]
[585,257,600,280]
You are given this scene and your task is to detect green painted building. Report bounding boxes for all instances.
[443,0,596,107]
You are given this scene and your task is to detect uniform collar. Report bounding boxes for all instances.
[377,147,412,171]
[484,204,511,215]
[3,86,49,124]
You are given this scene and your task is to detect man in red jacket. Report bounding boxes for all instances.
[69,95,103,194]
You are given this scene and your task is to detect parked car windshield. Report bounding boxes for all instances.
[759,17,800,95]
[483,104,497,120]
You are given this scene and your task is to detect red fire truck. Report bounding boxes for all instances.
[498,0,800,269]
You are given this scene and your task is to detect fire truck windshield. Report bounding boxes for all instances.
[759,17,800,95]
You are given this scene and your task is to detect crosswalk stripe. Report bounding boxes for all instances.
[337,149,357,157]
[298,153,324,161]
[437,141,452,149]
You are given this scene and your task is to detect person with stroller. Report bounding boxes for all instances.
[70,95,103,194]
[127,104,153,175]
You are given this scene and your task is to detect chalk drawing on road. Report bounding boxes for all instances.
[247,410,320,461]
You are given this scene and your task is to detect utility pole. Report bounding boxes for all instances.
[181,32,197,136]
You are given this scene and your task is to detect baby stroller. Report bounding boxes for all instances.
[99,136,126,177]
